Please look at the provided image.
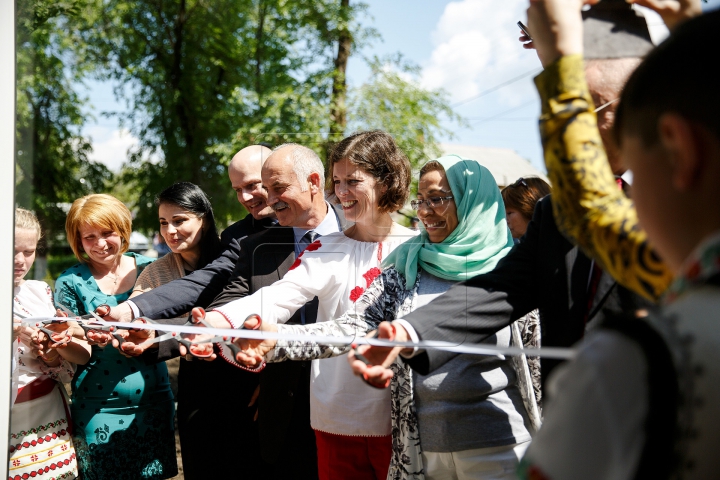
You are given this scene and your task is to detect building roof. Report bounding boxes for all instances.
[439,143,548,187]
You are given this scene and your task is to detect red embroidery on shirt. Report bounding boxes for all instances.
[349,286,365,302]
[363,267,382,287]
[289,258,302,271]
[305,240,322,252]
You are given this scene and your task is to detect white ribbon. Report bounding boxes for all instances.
[22,316,576,360]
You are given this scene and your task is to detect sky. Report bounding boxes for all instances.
[82,0,720,174]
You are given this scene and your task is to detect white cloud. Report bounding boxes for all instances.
[86,125,138,172]
[421,0,541,104]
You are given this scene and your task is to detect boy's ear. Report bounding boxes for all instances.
[658,113,704,191]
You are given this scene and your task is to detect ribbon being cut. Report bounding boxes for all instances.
[22,314,576,361]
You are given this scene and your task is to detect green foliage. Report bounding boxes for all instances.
[75,0,355,230]
[15,0,112,245]
[349,55,467,173]
[15,0,463,237]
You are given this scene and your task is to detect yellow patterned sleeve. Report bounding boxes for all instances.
[534,54,673,301]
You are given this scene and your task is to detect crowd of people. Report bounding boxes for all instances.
[10,0,720,479]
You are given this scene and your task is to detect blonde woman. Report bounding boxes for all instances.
[54,194,176,480]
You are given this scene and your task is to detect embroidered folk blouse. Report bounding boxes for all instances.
[215,230,416,437]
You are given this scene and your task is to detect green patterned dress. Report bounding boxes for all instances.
[54,253,177,480]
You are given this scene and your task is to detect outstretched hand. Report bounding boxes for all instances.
[347,322,411,389]
[113,323,157,357]
[176,307,231,360]
[232,316,277,367]
[629,0,701,31]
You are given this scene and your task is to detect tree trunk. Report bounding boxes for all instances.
[329,0,351,141]
[255,1,267,97]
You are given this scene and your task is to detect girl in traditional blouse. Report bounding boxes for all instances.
[10,208,89,480]
[231,156,537,480]
[54,194,177,480]
[197,130,417,480]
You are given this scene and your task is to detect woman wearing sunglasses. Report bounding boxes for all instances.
[232,156,536,480]
[501,177,551,240]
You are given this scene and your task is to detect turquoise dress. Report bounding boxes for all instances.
[54,253,177,480]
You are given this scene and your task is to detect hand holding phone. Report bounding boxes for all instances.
[517,21,533,41]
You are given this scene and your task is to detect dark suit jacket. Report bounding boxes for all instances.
[208,225,318,466]
[403,196,653,383]
[131,213,276,319]
[169,214,275,480]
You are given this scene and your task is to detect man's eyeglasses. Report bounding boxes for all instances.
[410,196,454,210]
[511,178,529,188]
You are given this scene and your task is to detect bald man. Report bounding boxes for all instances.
[221,144,275,243]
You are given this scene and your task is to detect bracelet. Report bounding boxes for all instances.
[40,351,60,363]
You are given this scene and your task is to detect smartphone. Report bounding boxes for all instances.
[517,21,532,40]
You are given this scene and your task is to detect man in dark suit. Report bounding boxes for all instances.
[203,143,346,479]
[108,145,277,321]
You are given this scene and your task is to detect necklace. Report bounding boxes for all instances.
[182,258,196,272]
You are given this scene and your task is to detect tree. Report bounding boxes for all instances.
[349,55,467,171]
[329,0,351,141]
[77,0,348,229]
[15,0,112,257]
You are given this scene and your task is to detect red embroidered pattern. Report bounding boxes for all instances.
[362,268,381,287]
[10,429,70,452]
[289,240,322,271]
[349,244,384,303]
[305,240,322,251]
[349,286,365,302]
[10,453,76,480]
[289,256,302,271]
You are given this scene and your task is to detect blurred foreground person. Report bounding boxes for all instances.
[519,1,719,479]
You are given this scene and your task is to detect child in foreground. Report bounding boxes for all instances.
[519,2,720,479]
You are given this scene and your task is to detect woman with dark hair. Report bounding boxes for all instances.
[130,182,224,477]
[131,182,222,296]
[501,177,551,240]
[198,130,417,479]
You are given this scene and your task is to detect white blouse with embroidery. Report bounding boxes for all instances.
[12,280,75,403]
[216,230,416,436]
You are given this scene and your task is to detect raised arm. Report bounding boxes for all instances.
[527,2,674,301]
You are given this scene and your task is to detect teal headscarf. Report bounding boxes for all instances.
[384,155,514,286]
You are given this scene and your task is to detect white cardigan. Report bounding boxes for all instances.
[216,230,416,436]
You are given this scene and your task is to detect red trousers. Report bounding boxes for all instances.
[315,430,392,480]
